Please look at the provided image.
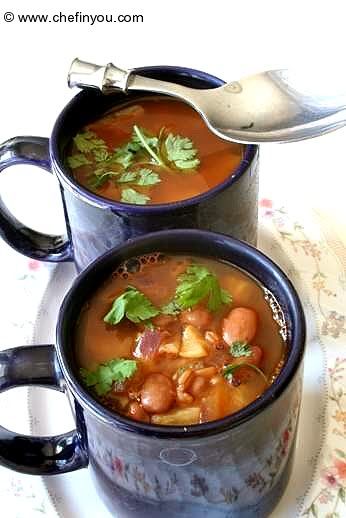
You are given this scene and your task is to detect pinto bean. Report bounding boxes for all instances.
[180,307,212,330]
[222,307,258,346]
[140,373,175,414]
[127,402,150,423]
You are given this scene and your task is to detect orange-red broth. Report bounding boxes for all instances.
[68,97,244,204]
[76,255,285,426]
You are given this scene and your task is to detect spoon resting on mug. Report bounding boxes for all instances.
[68,58,346,144]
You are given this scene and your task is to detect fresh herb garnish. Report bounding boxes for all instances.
[229,341,252,358]
[136,168,161,186]
[120,188,151,205]
[104,286,160,325]
[74,131,107,153]
[117,171,138,183]
[67,125,200,201]
[93,148,110,163]
[161,300,181,316]
[80,358,137,396]
[223,362,268,384]
[67,154,92,169]
[164,133,200,170]
[89,170,120,189]
[112,141,139,169]
[117,168,161,186]
[167,264,231,313]
[132,125,163,167]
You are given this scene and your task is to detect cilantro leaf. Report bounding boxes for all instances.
[117,169,160,186]
[173,264,232,312]
[121,188,150,205]
[161,300,181,315]
[104,286,160,325]
[80,358,137,396]
[133,125,164,167]
[111,129,153,170]
[67,154,92,169]
[112,143,137,169]
[104,292,127,325]
[117,171,138,183]
[136,168,161,186]
[93,148,110,162]
[207,278,232,311]
[164,133,200,170]
[229,341,252,358]
[132,126,159,151]
[89,170,119,189]
[74,131,107,153]
[223,362,267,385]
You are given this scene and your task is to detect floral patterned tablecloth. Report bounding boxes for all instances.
[0,196,345,518]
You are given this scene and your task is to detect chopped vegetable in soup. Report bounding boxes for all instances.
[66,98,244,204]
[76,254,286,425]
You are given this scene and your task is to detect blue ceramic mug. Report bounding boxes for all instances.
[0,230,305,517]
[0,67,259,271]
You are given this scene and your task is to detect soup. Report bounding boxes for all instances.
[76,254,286,425]
[66,98,244,205]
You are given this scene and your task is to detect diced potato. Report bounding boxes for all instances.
[200,379,234,422]
[201,377,265,422]
[179,325,208,358]
[229,375,266,411]
[151,407,200,425]
[228,386,252,412]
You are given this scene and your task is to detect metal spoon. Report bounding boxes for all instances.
[68,58,346,144]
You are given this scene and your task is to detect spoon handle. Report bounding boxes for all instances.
[68,58,131,91]
[68,58,199,103]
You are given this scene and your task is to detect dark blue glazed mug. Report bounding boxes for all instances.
[0,230,305,517]
[0,66,259,272]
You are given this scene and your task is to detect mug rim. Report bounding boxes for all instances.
[50,65,258,213]
[56,229,306,439]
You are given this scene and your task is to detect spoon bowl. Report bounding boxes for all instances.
[68,59,346,144]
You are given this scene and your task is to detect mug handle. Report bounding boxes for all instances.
[0,136,73,262]
[0,344,88,475]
